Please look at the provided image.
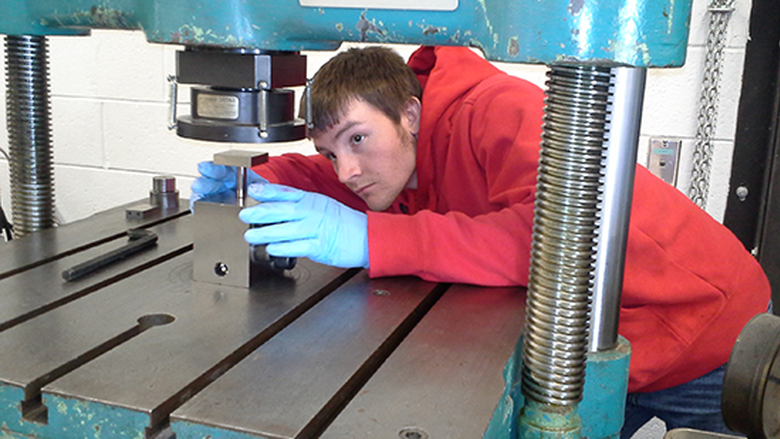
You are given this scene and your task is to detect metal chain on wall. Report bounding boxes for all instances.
[688,0,736,209]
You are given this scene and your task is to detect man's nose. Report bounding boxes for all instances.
[336,154,361,183]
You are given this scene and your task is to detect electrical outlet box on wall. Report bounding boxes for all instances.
[648,138,682,186]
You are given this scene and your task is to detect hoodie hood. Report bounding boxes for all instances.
[406,46,507,209]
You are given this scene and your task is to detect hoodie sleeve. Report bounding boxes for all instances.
[252,153,368,212]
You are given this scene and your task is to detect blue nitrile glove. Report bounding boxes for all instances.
[239,183,369,269]
[190,161,268,208]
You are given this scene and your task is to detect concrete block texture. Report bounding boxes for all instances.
[49,30,168,102]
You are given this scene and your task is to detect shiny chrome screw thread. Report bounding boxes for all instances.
[521,65,613,406]
[5,35,56,237]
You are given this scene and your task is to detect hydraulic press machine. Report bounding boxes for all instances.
[0,1,695,438]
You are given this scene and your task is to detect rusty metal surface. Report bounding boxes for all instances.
[170,273,445,438]
[0,200,349,434]
[322,284,526,438]
[0,217,192,382]
[38,257,350,429]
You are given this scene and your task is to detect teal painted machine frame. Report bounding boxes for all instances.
[0,0,690,66]
[0,338,631,439]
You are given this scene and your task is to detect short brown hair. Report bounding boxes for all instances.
[306,46,422,137]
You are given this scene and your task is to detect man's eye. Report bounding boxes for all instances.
[351,134,365,145]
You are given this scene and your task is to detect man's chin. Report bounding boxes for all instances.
[364,198,392,212]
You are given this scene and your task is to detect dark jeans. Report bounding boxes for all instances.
[622,305,773,438]
[621,363,736,438]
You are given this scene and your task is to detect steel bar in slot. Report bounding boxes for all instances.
[322,284,526,438]
[0,199,188,280]
[61,229,159,282]
[0,215,193,333]
[170,273,446,439]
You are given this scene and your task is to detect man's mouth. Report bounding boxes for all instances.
[355,183,374,196]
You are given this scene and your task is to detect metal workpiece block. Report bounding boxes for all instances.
[212,150,269,169]
[193,192,275,288]
[125,202,161,220]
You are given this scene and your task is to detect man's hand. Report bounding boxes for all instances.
[239,184,369,269]
[190,161,268,206]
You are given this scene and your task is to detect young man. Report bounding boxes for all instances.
[192,46,770,436]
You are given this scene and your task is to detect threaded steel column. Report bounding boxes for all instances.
[521,65,613,407]
[5,35,56,237]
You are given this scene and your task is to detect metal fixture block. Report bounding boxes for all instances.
[192,192,262,288]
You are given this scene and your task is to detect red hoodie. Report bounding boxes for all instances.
[254,46,770,393]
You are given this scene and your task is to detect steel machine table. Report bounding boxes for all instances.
[0,200,526,439]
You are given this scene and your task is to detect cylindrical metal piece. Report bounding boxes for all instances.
[589,67,646,352]
[149,175,179,210]
[153,175,175,194]
[521,65,613,406]
[5,35,56,238]
[250,243,297,272]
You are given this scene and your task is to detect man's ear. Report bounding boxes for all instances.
[404,97,422,135]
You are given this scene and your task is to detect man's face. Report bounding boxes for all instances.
[312,98,420,211]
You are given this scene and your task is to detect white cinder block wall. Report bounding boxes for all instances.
[0,0,751,226]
